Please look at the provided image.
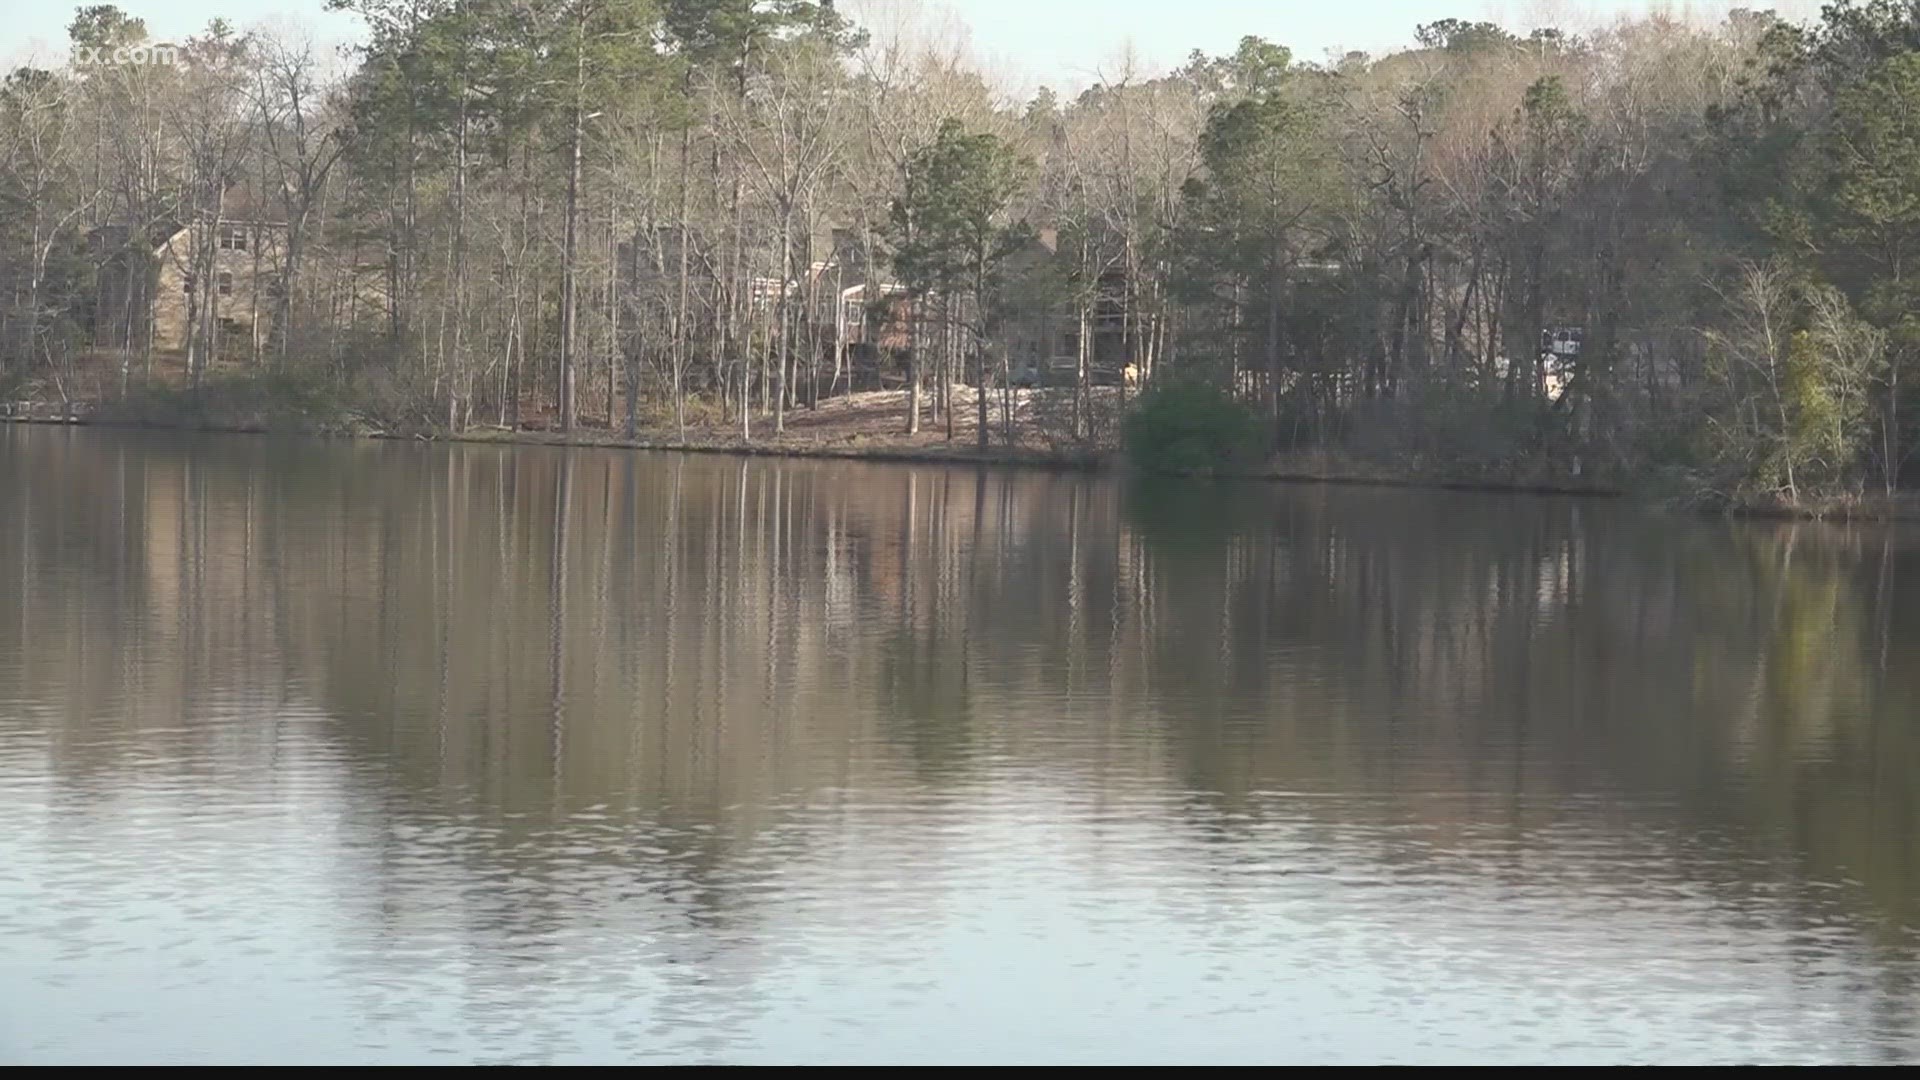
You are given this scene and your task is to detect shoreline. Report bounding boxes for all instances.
[2,409,1110,471]
[394,423,1113,472]
[7,409,1915,520]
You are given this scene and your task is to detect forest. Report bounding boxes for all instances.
[6,0,1920,508]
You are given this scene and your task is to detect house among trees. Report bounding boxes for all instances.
[92,186,288,361]
[998,227,1135,388]
[621,224,921,395]
[716,221,1139,397]
[152,215,285,356]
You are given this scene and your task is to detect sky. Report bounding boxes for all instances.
[2,0,1808,87]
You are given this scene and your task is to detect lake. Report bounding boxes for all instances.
[3,424,1919,1064]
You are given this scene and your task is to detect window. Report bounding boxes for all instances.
[218,224,247,252]
[216,271,233,297]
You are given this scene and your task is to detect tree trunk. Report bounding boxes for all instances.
[556,16,587,432]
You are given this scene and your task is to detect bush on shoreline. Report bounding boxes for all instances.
[1122,382,1268,476]
[93,366,444,435]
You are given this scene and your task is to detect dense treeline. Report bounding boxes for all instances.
[5,1,1920,505]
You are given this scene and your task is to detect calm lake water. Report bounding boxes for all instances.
[3,424,1919,1064]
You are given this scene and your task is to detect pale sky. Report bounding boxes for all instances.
[3,0,1806,88]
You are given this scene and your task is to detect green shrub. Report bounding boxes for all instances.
[1122,382,1267,475]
